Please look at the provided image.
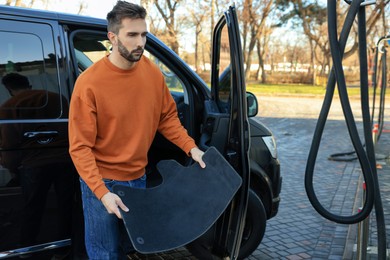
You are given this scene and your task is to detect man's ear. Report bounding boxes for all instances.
[107,31,117,45]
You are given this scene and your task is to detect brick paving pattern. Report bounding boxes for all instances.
[126,96,390,259]
[248,117,363,260]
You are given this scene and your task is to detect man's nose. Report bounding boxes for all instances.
[137,35,146,47]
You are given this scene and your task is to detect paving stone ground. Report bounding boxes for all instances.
[127,95,390,259]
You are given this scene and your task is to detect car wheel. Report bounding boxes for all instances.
[186,189,267,259]
[238,189,267,259]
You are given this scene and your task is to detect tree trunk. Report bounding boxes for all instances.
[195,24,200,72]
[309,40,316,85]
[244,27,257,80]
[153,0,180,54]
[257,40,267,83]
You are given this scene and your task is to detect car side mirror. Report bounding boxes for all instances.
[247,92,258,117]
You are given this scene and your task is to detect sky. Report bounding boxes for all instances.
[51,0,119,18]
[0,0,199,51]
[0,0,320,52]
[0,0,127,18]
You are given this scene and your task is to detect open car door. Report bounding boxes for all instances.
[196,5,251,259]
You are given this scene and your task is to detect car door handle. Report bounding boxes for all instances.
[24,131,58,138]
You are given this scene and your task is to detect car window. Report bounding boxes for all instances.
[144,54,184,92]
[72,31,110,72]
[0,22,70,249]
[71,31,184,92]
[216,26,231,112]
[0,30,63,119]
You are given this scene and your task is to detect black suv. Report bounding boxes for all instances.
[0,5,281,260]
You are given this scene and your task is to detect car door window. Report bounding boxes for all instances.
[71,31,185,92]
[0,30,63,117]
[145,54,185,92]
[72,31,111,72]
[209,7,250,259]
[216,26,231,111]
[0,20,73,254]
[0,25,65,190]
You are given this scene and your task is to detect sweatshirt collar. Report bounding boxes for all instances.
[103,55,141,73]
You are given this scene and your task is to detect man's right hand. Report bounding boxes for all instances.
[101,192,129,219]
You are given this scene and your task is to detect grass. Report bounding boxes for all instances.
[172,82,385,97]
[246,83,378,97]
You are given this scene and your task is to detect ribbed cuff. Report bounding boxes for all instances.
[94,184,110,200]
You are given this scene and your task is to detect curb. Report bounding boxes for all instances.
[343,173,364,260]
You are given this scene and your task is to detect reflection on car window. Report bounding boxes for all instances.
[72,33,184,93]
[144,51,184,92]
[0,30,62,118]
[217,26,231,112]
[72,32,111,72]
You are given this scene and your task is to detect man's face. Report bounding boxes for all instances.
[115,18,147,63]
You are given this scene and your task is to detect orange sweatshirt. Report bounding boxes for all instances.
[69,56,196,199]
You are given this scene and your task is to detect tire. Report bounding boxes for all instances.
[238,190,267,259]
[186,189,267,259]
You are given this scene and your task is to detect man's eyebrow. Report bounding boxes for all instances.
[126,31,148,35]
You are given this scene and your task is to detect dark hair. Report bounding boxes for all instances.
[106,1,147,34]
[2,73,31,91]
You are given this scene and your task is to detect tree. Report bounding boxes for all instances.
[276,0,328,83]
[238,0,274,81]
[5,0,25,6]
[346,0,390,56]
[76,1,87,15]
[153,0,182,54]
[255,26,273,82]
[187,1,210,72]
[276,0,390,83]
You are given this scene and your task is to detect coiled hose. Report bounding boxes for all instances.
[304,0,386,258]
[328,37,388,161]
[372,40,387,140]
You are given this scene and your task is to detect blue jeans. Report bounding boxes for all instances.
[80,175,146,260]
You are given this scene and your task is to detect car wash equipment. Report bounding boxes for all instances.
[371,35,389,142]
[304,0,387,259]
[328,35,388,162]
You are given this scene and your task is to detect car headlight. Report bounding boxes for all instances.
[262,136,277,159]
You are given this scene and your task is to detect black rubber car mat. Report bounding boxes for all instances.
[113,146,242,254]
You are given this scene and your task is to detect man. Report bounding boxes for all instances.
[68,1,205,259]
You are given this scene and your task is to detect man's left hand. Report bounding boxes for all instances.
[190,147,206,168]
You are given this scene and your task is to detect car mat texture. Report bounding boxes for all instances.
[113,146,242,254]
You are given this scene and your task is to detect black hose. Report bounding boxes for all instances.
[328,150,357,161]
[371,45,387,140]
[377,48,387,140]
[371,46,379,126]
[328,41,387,160]
[305,0,387,258]
[305,0,375,224]
[358,7,387,259]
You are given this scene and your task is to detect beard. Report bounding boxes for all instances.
[117,38,144,63]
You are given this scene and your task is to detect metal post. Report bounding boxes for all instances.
[357,123,378,259]
[356,181,369,260]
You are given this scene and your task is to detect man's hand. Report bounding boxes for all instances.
[190,147,206,168]
[101,192,129,219]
